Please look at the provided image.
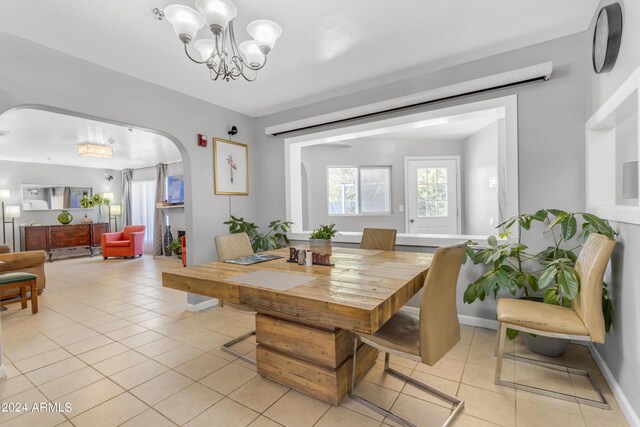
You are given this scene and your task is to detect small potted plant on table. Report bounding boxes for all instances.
[309,224,338,256]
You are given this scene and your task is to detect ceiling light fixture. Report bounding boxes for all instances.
[78,144,113,158]
[155,0,282,82]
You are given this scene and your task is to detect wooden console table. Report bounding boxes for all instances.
[20,223,110,261]
[163,247,432,405]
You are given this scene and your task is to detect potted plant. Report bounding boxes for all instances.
[167,238,183,259]
[80,194,111,223]
[309,224,339,255]
[463,209,616,356]
[224,215,293,252]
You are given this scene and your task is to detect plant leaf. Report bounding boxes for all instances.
[538,266,557,290]
[506,328,520,340]
[560,215,577,241]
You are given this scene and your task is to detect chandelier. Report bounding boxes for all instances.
[157,0,282,82]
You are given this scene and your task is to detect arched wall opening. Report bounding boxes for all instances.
[0,104,192,259]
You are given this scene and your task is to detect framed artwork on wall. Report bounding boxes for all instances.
[214,138,249,195]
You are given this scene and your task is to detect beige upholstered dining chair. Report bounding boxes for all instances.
[494,233,616,409]
[360,228,397,251]
[215,232,257,365]
[350,242,467,427]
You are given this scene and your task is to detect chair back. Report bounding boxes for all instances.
[572,233,616,344]
[360,228,397,251]
[215,233,254,261]
[123,225,146,239]
[419,242,467,366]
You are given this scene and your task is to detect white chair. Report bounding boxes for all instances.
[350,243,468,427]
[215,232,257,365]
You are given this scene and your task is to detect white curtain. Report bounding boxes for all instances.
[131,180,156,251]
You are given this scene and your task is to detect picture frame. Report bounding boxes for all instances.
[214,138,249,195]
[167,174,185,204]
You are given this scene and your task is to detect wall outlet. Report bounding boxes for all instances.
[399,205,404,213]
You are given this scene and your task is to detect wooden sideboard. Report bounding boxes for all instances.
[20,223,110,261]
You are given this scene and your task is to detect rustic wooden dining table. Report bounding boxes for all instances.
[162,246,433,405]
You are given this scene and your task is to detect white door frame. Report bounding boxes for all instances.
[404,156,462,234]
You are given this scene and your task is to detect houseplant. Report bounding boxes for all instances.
[80,194,111,223]
[224,215,293,252]
[167,238,183,259]
[463,209,616,356]
[309,224,339,255]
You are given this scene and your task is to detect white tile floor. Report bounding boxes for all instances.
[0,255,629,427]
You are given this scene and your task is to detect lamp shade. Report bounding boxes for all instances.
[195,0,237,32]
[102,193,115,203]
[110,205,122,216]
[247,20,282,52]
[4,205,20,218]
[194,38,216,61]
[0,189,9,202]
[239,41,265,67]
[164,5,205,41]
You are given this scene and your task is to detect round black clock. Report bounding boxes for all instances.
[592,2,623,74]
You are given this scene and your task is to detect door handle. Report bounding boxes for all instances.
[409,219,415,223]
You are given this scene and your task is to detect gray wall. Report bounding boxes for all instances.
[255,31,589,322]
[0,159,121,251]
[588,0,640,418]
[0,32,257,272]
[300,138,464,232]
[463,122,500,235]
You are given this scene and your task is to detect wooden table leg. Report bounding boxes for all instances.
[29,280,38,314]
[255,313,377,405]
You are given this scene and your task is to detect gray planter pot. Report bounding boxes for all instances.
[521,333,570,357]
[309,238,332,255]
[520,296,570,357]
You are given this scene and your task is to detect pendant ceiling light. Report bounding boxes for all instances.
[78,144,113,158]
[156,0,282,82]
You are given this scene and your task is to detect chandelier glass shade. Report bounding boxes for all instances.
[78,144,113,158]
[161,0,281,82]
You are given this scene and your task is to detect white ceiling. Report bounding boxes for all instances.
[0,1,598,117]
[0,108,182,169]
[370,116,500,141]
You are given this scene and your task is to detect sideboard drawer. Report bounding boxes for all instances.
[50,237,91,249]
[50,226,90,240]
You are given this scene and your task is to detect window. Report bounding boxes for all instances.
[417,167,448,218]
[327,166,391,215]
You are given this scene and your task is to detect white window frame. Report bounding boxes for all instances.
[326,165,392,216]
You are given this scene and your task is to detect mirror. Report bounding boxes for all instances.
[21,184,94,211]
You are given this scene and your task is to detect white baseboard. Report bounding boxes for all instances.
[186,298,219,312]
[402,307,498,330]
[588,344,640,427]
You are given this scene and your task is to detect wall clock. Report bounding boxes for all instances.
[592,2,623,74]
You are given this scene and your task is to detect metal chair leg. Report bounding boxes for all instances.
[221,329,256,366]
[494,323,609,409]
[349,339,464,427]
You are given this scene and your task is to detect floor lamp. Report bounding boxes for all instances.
[3,205,20,252]
[0,189,10,245]
[109,204,121,232]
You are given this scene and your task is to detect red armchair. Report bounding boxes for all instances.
[102,225,146,260]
